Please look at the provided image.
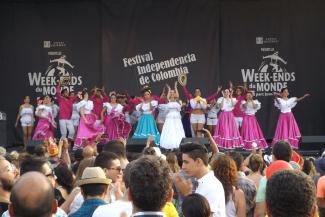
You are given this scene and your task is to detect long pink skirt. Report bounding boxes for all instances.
[241,115,268,150]
[272,112,301,149]
[103,113,131,142]
[213,111,243,149]
[75,114,105,149]
[33,118,55,141]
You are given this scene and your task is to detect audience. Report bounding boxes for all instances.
[182,193,211,217]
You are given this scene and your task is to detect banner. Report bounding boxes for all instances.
[0,0,324,145]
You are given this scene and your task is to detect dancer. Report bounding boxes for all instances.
[240,91,267,150]
[183,84,221,137]
[101,93,131,142]
[132,87,160,144]
[89,87,109,122]
[157,87,168,134]
[272,88,310,148]
[71,92,81,136]
[33,95,57,141]
[160,82,185,150]
[181,100,192,138]
[206,98,220,135]
[229,81,246,130]
[15,96,34,146]
[56,80,77,140]
[74,89,105,149]
[213,89,243,149]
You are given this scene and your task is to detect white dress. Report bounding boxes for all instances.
[20,107,34,127]
[160,101,185,149]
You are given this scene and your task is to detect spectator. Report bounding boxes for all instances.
[128,155,173,217]
[69,167,111,217]
[102,140,129,169]
[254,141,292,217]
[182,193,211,217]
[247,154,264,189]
[211,155,246,217]
[167,153,180,174]
[82,146,96,159]
[316,157,325,211]
[266,170,317,217]
[54,164,74,204]
[93,161,134,217]
[0,156,18,215]
[175,142,226,217]
[8,172,57,217]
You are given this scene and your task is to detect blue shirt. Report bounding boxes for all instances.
[69,198,107,217]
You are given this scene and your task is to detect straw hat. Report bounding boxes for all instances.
[77,167,112,186]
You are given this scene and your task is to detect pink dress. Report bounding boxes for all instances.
[33,105,56,140]
[272,97,301,149]
[74,100,105,149]
[240,100,268,150]
[213,97,243,149]
[102,103,131,142]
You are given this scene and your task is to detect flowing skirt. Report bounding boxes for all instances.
[103,113,131,142]
[75,114,105,149]
[241,115,268,150]
[160,111,185,150]
[272,112,301,149]
[132,113,160,144]
[213,111,243,149]
[33,118,55,140]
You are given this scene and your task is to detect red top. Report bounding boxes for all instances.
[233,95,246,117]
[89,95,110,119]
[56,84,77,120]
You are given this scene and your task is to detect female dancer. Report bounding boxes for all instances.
[183,85,221,137]
[272,88,310,148]
[157,87,168,133]
[160,82,185,150]
[230,81,246,130]
[71,92,81,137]
[33,95,57,141]
[101,93,131,142]
[15,96,34,146]
[74,89,105,149]
[240,91,267,150]
[206,98,220,135]
[213,89,243,149]
[132,87,160,144]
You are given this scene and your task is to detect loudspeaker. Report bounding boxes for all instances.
[181,137,210,147]
[126,138,147,152]
[300,136,325,155]
[0,120,7,147]
[26,140,44,154]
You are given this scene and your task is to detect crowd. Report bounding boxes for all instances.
[5,78,320,217]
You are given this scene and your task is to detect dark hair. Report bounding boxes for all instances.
[10,174,54,217]
[182,193,211,217]
[81,89,88,98]
[227,151,244,171]
[103,140,126,159]
[123,161,134,189]
[180,142,209,166]
[272,141,292,162]
[81,184,107,197]
[54,164,74,194]
[266,170,315,217]
[20,156,48,175]
[74,149,84,162]
[129,155,172,211]
[280,87,288,93]
[94,151,119,170]
[249,154,264,173]
[302,158,312,175]
[34,145,47,157]
[142,147,156,156]
[141,86,151,95]
[210,155,237,202]
[61,88,68,95]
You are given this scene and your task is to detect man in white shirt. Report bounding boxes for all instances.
[92,160,134,217]
[175,142,226,217]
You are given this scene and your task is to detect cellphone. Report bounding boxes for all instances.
[101,134,108,138]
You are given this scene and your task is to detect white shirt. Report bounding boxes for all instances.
[76,100,94,114]
[190,98,207,109]
[196,171,226,217]
[207,103,220,118]
[103,103,124,114]
[274,97,297,113]
[35,105,53,118]
[217,97,237,112]
[240,100,261,115]
[92,200,132,217]
[135,100,158,114]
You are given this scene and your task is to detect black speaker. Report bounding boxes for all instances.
[126,138,147,152]
[26,140,44,154]
[181,137,210,146]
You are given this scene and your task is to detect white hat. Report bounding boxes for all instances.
[77,167,112,186]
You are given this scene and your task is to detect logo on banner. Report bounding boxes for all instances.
[242,37,296,96]
[28,42,83,95]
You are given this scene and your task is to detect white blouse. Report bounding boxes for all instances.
[240,100,261,115]
[274,97,297,113]
[35,105,53,118]
[190,98,207,110]
[136,100,158,114]
[21,107,33,117]
[207,103,220,118]
[77,100,94,114]
[217,97,237,112]
[103,103,123,114]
